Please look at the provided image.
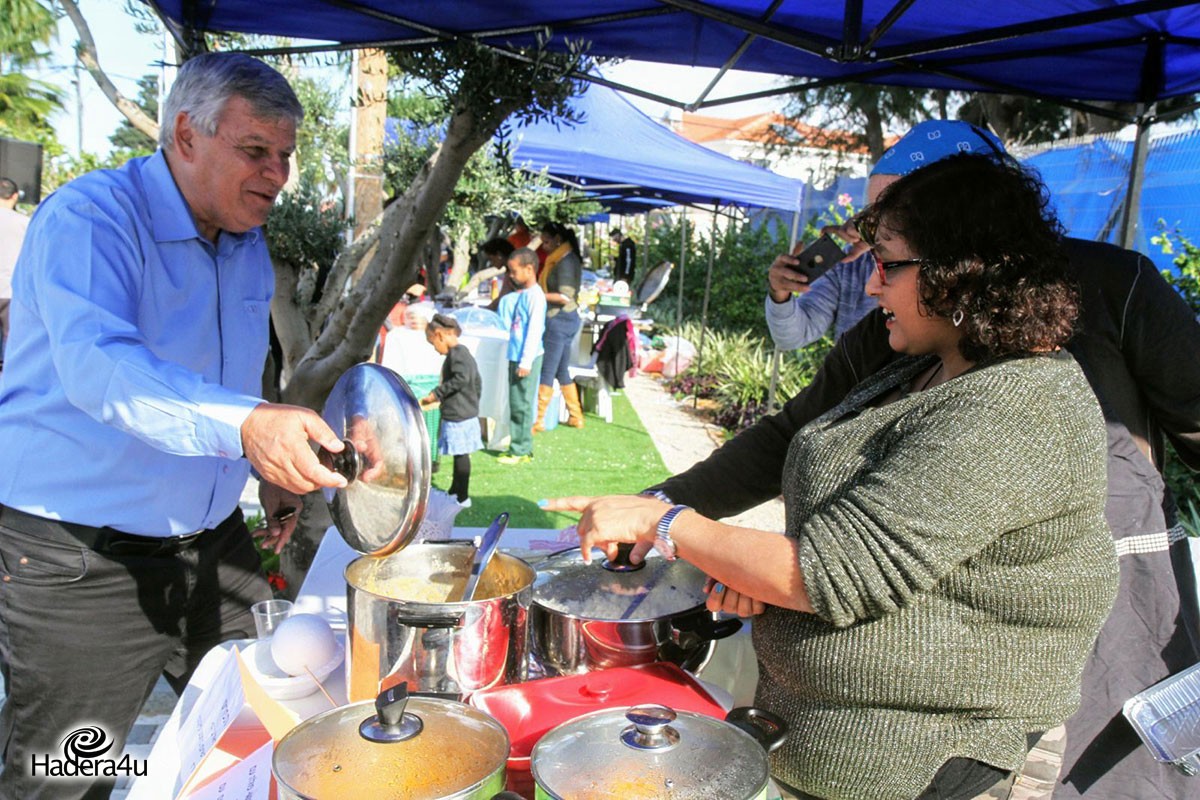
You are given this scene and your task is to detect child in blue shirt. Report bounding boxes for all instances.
[495,248,546,463]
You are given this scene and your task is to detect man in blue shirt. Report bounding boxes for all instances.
[0,53,348,799]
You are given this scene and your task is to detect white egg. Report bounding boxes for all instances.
[269,614,338,677]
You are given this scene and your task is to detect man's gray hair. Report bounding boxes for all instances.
[0,178,17,200]
[160,53,304,150]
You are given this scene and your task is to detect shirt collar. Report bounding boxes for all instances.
[142,150,261,248]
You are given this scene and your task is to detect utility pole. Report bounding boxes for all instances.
[352,48,387,240]
[73,60,83,155]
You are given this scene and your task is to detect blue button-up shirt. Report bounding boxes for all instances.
[0,151,270,536]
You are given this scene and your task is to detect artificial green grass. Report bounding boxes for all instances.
[431,391,671,528]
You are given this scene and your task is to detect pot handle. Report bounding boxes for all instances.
[726,706,788,754]
[394,611,467,628]
[670,613,743,650]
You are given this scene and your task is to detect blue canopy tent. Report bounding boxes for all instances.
[149,0,1200,247]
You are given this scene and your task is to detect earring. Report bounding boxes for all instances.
[952,309,965,327]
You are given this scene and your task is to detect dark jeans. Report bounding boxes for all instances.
[539,310,581,387]
[508,356,542,457]
[0,505,271,799]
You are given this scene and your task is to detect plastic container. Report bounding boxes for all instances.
[470,662,726,796]
[401,373,441,461]
[1123,660,1200,773]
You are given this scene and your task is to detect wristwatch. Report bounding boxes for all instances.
[655,504,691,561]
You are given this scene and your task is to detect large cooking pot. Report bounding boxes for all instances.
[272,685,515,800]
[530,546,741,675]
[346,542,535,702]
[528,703,787,799]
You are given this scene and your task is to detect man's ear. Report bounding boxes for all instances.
[173,112,196,161]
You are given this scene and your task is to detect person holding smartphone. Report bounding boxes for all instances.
[766,121,1006,350]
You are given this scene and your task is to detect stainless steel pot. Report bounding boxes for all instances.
[346,542,535,702]
[272,685,511,800]
[529,704,787,800]
[530,547,741,676]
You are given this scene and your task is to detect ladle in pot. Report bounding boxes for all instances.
[460,512,509,602]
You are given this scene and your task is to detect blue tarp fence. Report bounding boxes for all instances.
[1023,130,1200,275]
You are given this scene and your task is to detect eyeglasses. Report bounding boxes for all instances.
[872,255,927,285]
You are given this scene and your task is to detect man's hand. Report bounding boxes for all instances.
[241,403,349,495]
[767,254,813,303]
[254,481,302,554]
[820,219,872,262]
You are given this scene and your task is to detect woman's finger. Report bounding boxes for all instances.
[540,496,594,513]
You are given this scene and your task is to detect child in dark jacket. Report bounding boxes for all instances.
[420,314,483,505]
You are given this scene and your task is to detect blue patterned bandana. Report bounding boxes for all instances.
[871,120,1007,176]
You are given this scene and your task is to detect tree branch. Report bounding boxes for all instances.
[60,0,160,142]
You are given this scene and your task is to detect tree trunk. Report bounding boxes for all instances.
[353,49,388,238]
[280,105,504,411]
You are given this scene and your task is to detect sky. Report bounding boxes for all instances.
[32,0,790,158]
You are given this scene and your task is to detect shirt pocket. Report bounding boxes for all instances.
[0,526,89,586]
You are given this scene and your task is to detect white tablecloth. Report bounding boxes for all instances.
[130,527,760,798]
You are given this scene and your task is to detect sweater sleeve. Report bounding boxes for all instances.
[652,309,896,517]
[798,368,1106,628]
[433,348,471,402]
[520,290,547,370]
[765,270,841,351]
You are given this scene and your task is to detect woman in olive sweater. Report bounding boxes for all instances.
[548,155,1119,800]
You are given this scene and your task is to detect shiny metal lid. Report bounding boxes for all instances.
[320,364,430,556]
[272,689,509,798]
[530,705,770,799]
[532,548,708,621]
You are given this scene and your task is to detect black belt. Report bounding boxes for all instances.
[0,505,208,558]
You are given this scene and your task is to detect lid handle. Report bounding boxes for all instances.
[360,683,424,744]
[603,542,645,572]
[318,438,361,483]
[621,704,680,751]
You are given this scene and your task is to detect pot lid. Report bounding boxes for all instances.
[273,686,509,798]
[530,704,769,799]
[533,548,708,621]
[320,364,430,556]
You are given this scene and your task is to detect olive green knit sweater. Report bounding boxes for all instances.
[755,354,1118,800]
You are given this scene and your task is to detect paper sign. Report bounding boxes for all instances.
[183,738,272,800]
[177,649,246,783]
[234,649,302,741]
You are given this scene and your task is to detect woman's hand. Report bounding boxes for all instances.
[541,495,668,564]
[704,576,766,617]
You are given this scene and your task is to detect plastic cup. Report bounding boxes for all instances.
[251,599,293,638]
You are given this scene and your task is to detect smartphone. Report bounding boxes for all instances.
[791,234,846,282]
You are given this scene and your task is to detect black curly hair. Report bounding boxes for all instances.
[866,153,1079,363]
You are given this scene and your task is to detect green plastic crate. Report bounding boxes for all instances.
[401,374,441,461]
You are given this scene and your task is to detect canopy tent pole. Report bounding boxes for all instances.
[1120,104,1153,250]
[767,208,804,412]
[694,205,719,409]
[673,207,688,377]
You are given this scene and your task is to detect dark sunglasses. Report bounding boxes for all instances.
[873,256,927,285]
[854,207,879,247]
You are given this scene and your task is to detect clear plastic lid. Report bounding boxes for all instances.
[532,548,708,621]
[530,705,768,799]
[1123,660,1200,765]
[320,364,431,556]
[273,692,508,798]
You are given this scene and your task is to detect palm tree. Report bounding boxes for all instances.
[0,0,63,141]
